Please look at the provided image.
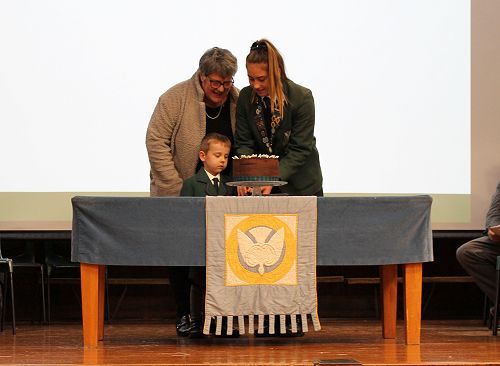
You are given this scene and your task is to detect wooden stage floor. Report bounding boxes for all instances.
[1,319,499,366]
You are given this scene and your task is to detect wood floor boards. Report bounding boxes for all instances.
[1,319,499,366]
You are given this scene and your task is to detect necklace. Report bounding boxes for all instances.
[206,104,223,120]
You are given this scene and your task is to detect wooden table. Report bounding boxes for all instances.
[71,196,433,347]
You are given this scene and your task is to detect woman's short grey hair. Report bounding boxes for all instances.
[199,47,237,78]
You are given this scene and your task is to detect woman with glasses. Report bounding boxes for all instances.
[235,39,323,197]
[146,47,238,337]
[147,47,238,196]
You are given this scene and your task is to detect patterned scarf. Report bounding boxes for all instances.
[254,96,282,154]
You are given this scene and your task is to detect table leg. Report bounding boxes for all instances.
[80,263,105,347]
[380,264,398,339]
[404,262,422,345]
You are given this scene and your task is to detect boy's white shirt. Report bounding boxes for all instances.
[204,169,221,184]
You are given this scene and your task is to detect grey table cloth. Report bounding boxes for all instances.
[71,195,433,266]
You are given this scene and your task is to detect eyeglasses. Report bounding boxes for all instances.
[208,78,234,89]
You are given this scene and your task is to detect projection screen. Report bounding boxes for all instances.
[1,0,498,230]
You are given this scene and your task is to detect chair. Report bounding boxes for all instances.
[44,241,80,323]
[493,255,500,335]
[0,238,46,333]
[45,241,112,323]
[0,251,16,334]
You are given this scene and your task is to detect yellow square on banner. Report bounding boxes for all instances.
[224,214,298,286]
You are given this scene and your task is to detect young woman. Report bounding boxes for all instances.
[234,39,323,196]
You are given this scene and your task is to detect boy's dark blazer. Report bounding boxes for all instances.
[180,168,236,197]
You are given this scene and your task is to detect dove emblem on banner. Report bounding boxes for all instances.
[237,227,284,274]
[225,213,298,285]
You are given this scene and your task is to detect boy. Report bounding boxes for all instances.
[180,133,236,337]
[180,132,234,197]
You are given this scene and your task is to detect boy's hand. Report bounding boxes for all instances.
[237,186,253,196]
[236,185,272,195]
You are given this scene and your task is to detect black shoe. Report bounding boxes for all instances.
[176,314,191,337]
[188,320,204,338]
